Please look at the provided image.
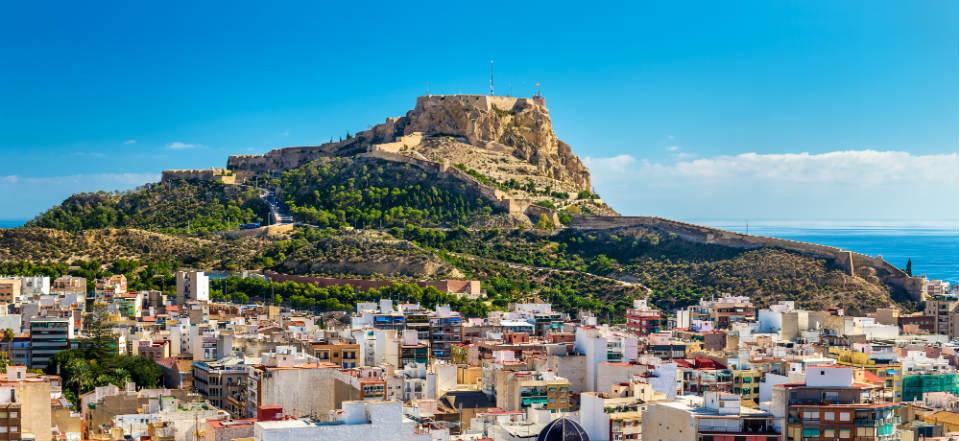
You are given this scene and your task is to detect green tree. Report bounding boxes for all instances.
[535,214,555,230]
[83,302,117,361]
[905,258,913,276]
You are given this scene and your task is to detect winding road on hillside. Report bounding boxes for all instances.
[259,188,293,225]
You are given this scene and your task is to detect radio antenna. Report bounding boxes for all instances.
[489,60,495,96]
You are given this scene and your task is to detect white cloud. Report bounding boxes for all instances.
[667,145,681,152]
[587,150,959,221]
[0,176,19,184]
[280,129,291,137]
[123,139,137,145]
[583,154,636,174]
[167,141,201,150]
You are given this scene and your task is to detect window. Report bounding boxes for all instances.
[823,429,835,438]
[803,411,819,420]
[823,412,835,421]
[839,412,851,421]
[839,428,851,438]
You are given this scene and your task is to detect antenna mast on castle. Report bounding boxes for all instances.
[489,60,495,96]
[535,82,541,98]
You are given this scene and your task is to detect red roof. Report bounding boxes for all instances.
[154,358,176,369]
[861,371,884,383]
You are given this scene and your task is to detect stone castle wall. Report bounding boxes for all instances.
[413,94,545,113]
[161,168,236,185]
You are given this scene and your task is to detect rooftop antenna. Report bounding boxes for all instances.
[535,82,541,98]
[489,60,495,96]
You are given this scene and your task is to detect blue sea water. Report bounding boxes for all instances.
[700,221,959,284]
[0,220,25,229]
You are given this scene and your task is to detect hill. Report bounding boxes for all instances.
[13,94,925,317]
[27,179,269,234]
[0,227,261,267]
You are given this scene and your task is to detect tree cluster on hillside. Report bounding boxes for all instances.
[211,276,490,317]
[27,180,268,234]
[280,158,499,228]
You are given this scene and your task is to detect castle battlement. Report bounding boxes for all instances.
[161,168,236,185]
[414,94,547,113]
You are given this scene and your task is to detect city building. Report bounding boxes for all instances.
[643,391,779,441]
[28,317,73,370]
[625,299,662,336]
[175,271,210,305]
[775,366,900,441]
[254,401,431,441]
[0,279,22,304]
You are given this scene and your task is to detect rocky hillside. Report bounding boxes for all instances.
[0,227,261,267]
[227,95,615,216]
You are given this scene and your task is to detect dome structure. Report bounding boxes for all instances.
[536,417,590,441]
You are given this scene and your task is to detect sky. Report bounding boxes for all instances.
[1,1,957,223]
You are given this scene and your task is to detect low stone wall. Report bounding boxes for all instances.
[161,168,236,185]
[222,223,293,240]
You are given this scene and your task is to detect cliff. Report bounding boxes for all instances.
[227,95,592,192]
[395,95,591,190]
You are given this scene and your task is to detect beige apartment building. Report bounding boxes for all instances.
[0,279,21,304]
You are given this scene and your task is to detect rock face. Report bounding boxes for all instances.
[395,95,592,191]
[227,95,593,192]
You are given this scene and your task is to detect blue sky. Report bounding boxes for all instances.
[1,1,957,222]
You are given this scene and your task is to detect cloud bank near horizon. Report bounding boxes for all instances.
[2,150,956,223]
[585,150,959,222]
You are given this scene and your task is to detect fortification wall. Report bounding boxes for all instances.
[569,215,923,300]
[359,150,514,212]
[227,144,349,181]
[414,95,540,113]
[161,168,236,185]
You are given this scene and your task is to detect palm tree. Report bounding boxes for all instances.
[96,368,131,388]
[65,359,95,397]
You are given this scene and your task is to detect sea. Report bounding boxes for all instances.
[699,221,959,284]
[0,220,25,229]
[1,218,956,283]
